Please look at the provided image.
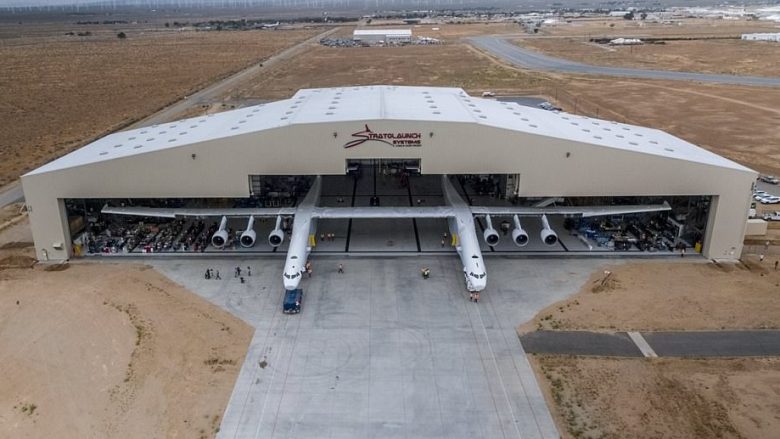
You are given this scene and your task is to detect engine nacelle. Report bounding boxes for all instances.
[512,215,529,247]
[240,216,256,248]
[211,216,228,248]
[482,214,499,246]
[268,215,284,247]
[540,214,558,246]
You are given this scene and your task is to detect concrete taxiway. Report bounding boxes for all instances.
[153,256,613,439]
[469,36,780,87]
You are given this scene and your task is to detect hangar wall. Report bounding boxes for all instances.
[22,119,756,261]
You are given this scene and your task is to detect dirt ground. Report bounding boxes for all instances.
[525,260,780,332]
[538,76,780,176]
[0,262,253,439]
[518,37,780,77]
[538,17,780,38]
[531,355,780,439]
[0,24,321,186]
[233,41,546,100]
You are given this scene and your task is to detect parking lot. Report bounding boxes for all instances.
[152,256,611,439]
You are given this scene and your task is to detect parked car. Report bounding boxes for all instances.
[759,196,780,204]
[538,101,562,111]
[760,175,779,184]
[763,211,780,221]
[283,288,303,314]
[481,91,495,97]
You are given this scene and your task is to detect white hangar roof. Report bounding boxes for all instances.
[26,85,751,176]
[353,29,412,36]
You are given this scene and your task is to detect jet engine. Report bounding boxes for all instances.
[511,215,529,247]
[482,215,500,246]
[540,214,558,246]
[240,216,256,248]
[268,215,284,247]
[211,216,229,248]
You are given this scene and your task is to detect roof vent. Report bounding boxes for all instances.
[168,138,177,142]
[231,126,239,130]
[325,112,334,115]
[113,144,122,148]
[582,129,590,132]
[328,106,336,110]
[99,151,108,156]
[239,120,247,124]
[146,138,154,141]
[629,141,638,146]
[594,135,602,139]
[190,125,197,129]
[616,135,624,138]
[128,136,136,140]
[650,140,658,144]
[664,147,675,152]
[433,111,441,115]
[529,124,538,128]
[140,130,148,134]
[479,115,487,119]
[521,118,529,121]
[134,145,143,149]
[179,132,187,135]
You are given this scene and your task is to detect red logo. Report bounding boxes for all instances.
[344,124,421,148]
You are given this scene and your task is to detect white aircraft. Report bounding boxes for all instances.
[260,21,279,29]
[102,175,670,292]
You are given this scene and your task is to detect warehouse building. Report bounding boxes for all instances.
[741,33,780,42]
[22,85,755,262]
[353,29,412,44]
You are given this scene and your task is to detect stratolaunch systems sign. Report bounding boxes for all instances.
[344,124,422,148]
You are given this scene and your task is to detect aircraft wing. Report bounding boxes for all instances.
[101,205,296,218]
[313,206,455,219]
[469,202,671,218]
[102,202,670,220]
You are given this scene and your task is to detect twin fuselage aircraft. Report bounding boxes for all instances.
[103,175,670,292]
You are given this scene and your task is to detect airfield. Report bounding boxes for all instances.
[1,10,780,439]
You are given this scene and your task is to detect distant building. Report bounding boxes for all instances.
[353,29,412,44]
[609,37,643,45]
[741,33,780,42]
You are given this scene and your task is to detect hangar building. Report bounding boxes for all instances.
[353,29,412,44]
[22,85,755,262]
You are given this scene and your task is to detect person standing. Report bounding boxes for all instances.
[247,266,252,277]
[215,270,221,280]
[338,263,344,274]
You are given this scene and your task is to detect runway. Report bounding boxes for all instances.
[469,36,780,87]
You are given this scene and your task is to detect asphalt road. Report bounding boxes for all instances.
[0,184,24,208]
[469,36,780,87]
[521,330,780,357]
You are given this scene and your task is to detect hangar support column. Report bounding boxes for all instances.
[23,188,72,262]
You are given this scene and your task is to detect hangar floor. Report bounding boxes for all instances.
[82,170,691,257]
[151,255,609,439]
